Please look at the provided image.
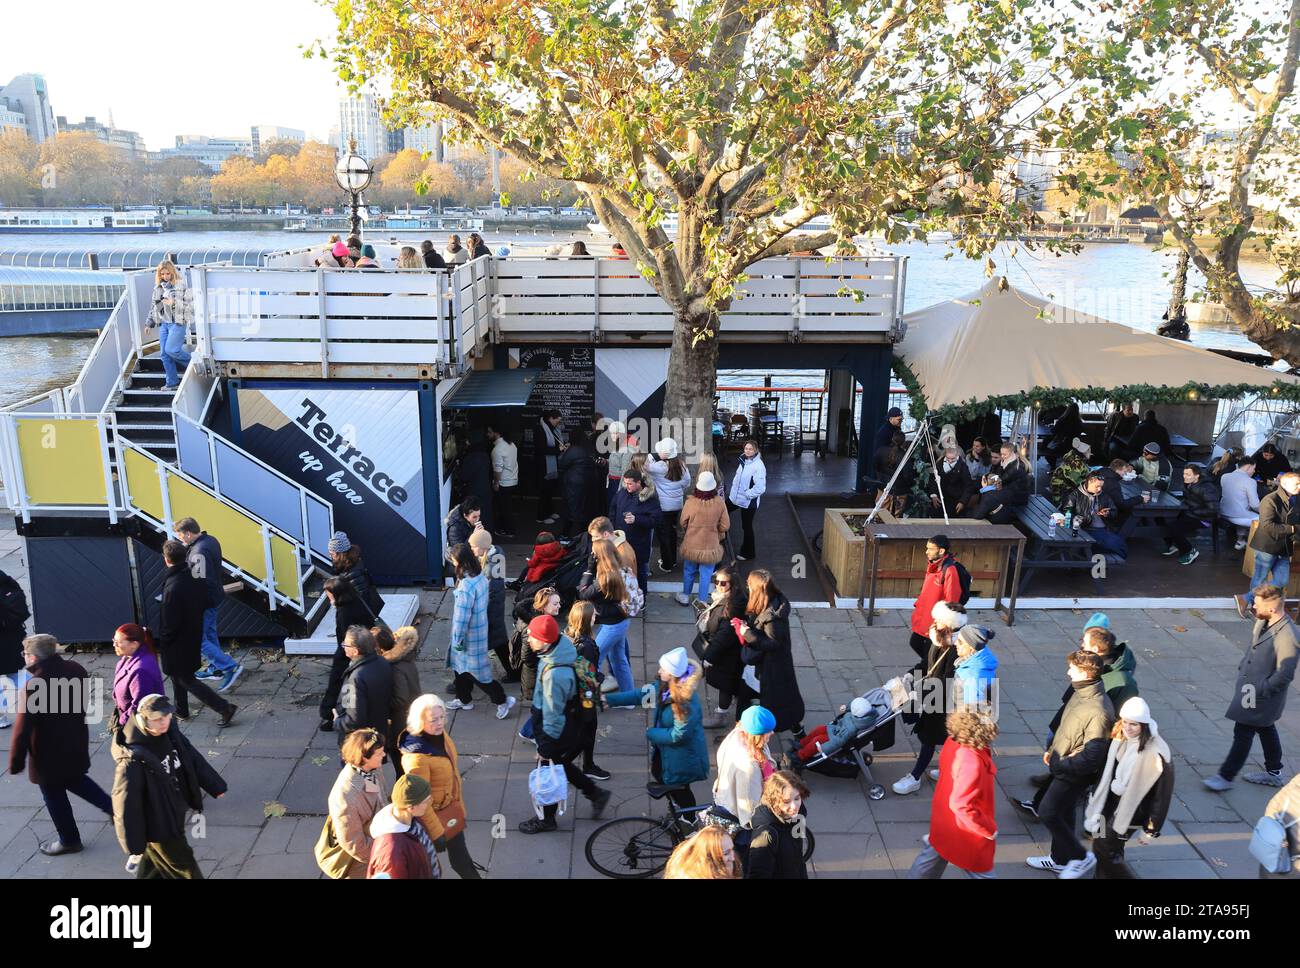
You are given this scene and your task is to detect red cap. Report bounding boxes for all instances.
[528,614,560,645]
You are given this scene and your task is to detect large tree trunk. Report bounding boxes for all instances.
[1222,281,1300,364]
[663,308,721,462]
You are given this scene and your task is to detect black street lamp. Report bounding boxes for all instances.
[335,137,373,239]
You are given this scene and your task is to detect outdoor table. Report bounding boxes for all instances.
[856,522,1025,625]
[1167,433,1198,461]
[1011,495,1098,593]
[1119,480,1182,537]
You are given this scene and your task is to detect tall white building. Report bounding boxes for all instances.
[338,90,386,160]
[0,73,58,143]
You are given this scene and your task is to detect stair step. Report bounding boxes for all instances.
[115,405,173,414]
[114,422,175,431]
[121,389,175,398]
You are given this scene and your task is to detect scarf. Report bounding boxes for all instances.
[407,814,442,878]
[1085,733,1171,836]
[540,421,563,479]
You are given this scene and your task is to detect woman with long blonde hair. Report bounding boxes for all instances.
[397,246,423,269]
[663,826,741,879]
[713,705,777,827]
[565,600,608,781]
[696,452,725,497]
[147,259,192,390]
[578,538,633,691]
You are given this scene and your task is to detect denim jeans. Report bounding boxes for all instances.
[906,840,995,879]
[40,774,113,848]
[0,669,30,716]
[1220,722,1284,779]
[158,321,191,387]
[1085,527,1128,560]
[682,560,714,599]
[595,619,633,692]
[1246,552,1290,606]
[200,607,236,673]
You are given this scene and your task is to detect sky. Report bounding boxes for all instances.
[1,0,343,150]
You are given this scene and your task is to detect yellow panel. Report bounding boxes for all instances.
[15,418,107,505]
[124,448,164,521]
[165,472,301,601]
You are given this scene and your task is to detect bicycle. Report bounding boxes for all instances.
[584,782,816,878]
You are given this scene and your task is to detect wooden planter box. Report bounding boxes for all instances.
[822,509,1000,598]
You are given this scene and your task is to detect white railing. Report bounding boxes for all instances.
[451,258,493,359]
[488,256,903,339]
[1,387,67,415]
[193,265,454,374]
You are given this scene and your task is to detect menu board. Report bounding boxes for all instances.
[514,345,596,478]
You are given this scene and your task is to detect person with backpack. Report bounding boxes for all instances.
[894,602,969,796]
[517,614,613,833]
[908,534,969,660]
[0,567,30,729]
[578,538,634,693]
[564,601,609,781]
[605,647,710,811]
[1083,697,1175,878]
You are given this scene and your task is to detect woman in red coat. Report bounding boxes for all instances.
[907,707,998,878]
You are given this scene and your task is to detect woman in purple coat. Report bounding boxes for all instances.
[112,623,166,727]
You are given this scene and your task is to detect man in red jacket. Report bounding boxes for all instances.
[907,708,999,879]
[910,535,965,659]
[367,774,439,879]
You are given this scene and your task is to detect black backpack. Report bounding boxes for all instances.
[941,559,973,605]
[0,574,29,630]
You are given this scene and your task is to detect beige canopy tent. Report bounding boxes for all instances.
[896,278,1298,412]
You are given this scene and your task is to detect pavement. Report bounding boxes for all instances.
[1,572,1296,879]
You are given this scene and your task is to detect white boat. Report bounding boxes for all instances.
[0,208,163,234]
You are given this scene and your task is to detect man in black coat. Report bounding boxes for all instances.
[1098,459,1145,529]
[7,634,113,855]
[0,568,30,726]
[1125,410,1171,461]
[172,516,241,689]
[1104,402,1138,459]
[1162,463,1220,566]
[929,445,976,517]
[158,541,236,727]
[873,406,905,452]
[112,693,226,878]
[1237,471,1300,618]
[335,625,395,744]
[609,470,661,590]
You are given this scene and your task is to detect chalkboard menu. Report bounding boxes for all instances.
[514,345,596,482]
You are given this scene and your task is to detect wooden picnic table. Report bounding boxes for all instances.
[1166,433,1198,461]
[1011,495,1099,593]
[1119,480,1182,537]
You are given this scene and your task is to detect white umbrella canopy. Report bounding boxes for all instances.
[896,279,1297,412]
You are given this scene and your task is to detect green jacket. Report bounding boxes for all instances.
[1101,642,1139,711]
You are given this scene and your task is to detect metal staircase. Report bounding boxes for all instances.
[109,354,178,462]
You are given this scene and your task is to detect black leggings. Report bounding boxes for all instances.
[171,671,232,719]
[320,645,349,720]
[443,832,481,879]
[656,509,681,569]
[453,672,506,705]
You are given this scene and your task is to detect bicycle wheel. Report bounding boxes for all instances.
[584,816,680,878]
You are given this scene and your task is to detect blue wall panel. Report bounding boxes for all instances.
[307,496,332,559]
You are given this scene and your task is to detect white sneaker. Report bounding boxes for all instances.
[674,593,690,605]
[446,699,474,711]
[1025,855,1065,872]
[599,677,619,694]
[714,707,729,715]
[495,696,517,720]
[928,768,940,781]
[892,774,922,795]
[1058,851,1097,879]
[1233,539,1247,551]
[0,714,10,729]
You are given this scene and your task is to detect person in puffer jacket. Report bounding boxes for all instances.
[953,624,999,706]
[1161,463,1220,566]
[646,438,692,574]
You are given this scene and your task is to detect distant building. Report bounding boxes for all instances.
[0,105,25,135]
[338,90,386,159]
[158,134,254,172]
[404,117,443,162]
[0,73,57,143]
[55,115,147,155]
[1013,147,1063,209]
[251,125,306,155]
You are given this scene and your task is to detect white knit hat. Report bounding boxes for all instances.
[655,438,679,460]
[696,471,717,492]
[1072,437,1092,459]
[850,696,872,718]
[931,601,969,630]
[1118,696,1159,734]
[659,647,690,679]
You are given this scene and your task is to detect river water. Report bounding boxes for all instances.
[0,229,1283,406]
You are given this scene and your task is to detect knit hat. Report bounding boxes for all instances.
[849,696,872,718]
[1072,437,1091,459]
[328,531,351,554]
[955,625,994,651]
[535,531,557,545]
[1142,442,1161,456]
[658,646,690,679]
[527,614,560,645]
[361,244,377,259]
[696,471,717,492]
[930,601,969,630]
[887,407,903,418]
[740,705,776,735]
[1083,611,1110,631]
[392,773,431,808]
[468,529,493,555]
[655,438,679,460]
[1118,696,1159,735]
[607,420,626,437]
[331,241,349,258]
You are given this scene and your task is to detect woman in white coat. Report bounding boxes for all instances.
[726,440,767,560]
[712,705,776,828]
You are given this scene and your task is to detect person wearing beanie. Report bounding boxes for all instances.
[1135,442,1172,490]
[604,648,710,811]
[894,600,969,796]
[713,705,778,827]
[1082,697,1174,878]
[327,531,382,628]
[602,421,634,504]
[677,467,728,605]
[356,243,381,270]
[908,535,967,660]
[468,531,514,683]
[796,688,888,764]
[953,625,999,707]
[518,613,612,833]
[908,707,999,879]
[1083,612,1110,631]
[874,406,905,452]
[367,773,440,879]
[646,439,691,575]
[111,693,227,878]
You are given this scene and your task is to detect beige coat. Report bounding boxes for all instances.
[327,765,390,879]
[678,493,729,565]
[712,726,774,827]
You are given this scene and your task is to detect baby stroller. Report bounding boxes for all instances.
[800,678,911,800]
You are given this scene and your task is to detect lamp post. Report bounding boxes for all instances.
[334,137,373,240]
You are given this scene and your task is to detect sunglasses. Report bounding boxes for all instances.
[714,579,730,587]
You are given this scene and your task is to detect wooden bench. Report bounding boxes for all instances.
[1011,495,1102,593]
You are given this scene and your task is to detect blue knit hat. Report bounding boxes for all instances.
[740,705,776,735]
[1083,612,1110,631]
